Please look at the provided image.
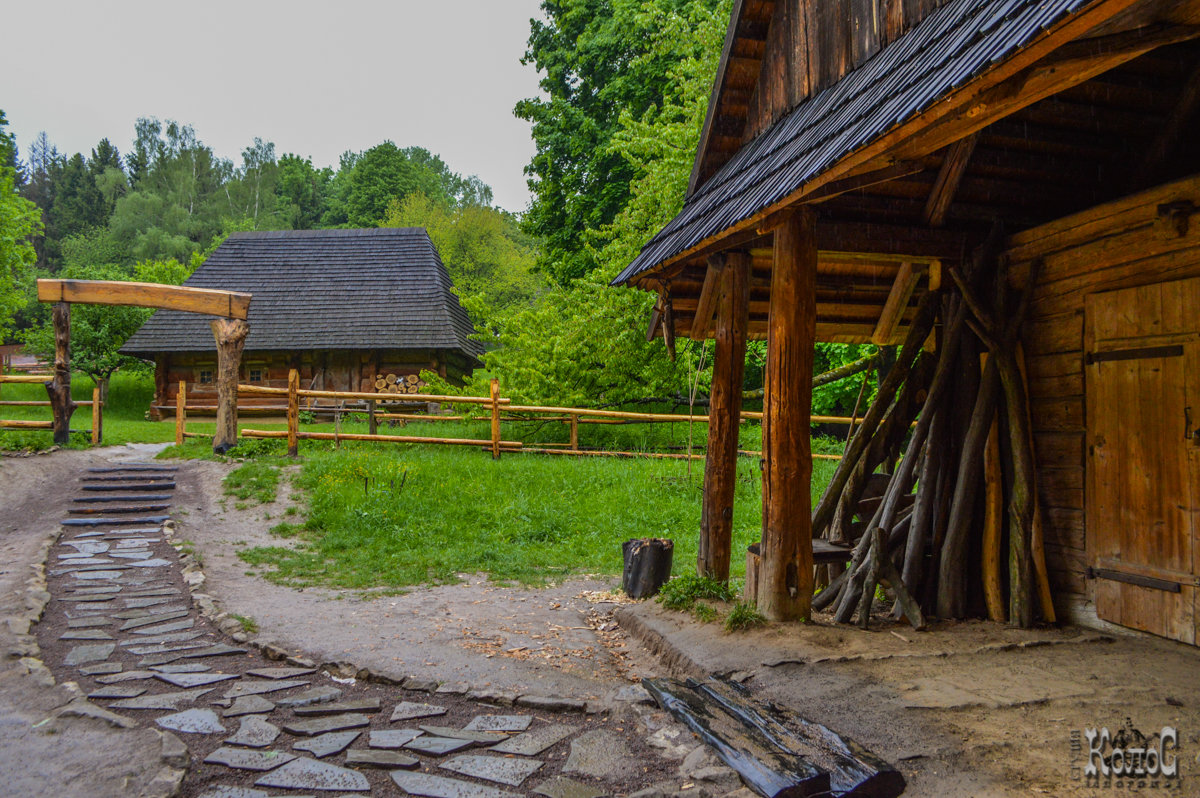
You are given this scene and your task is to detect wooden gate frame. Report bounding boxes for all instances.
[37,279,252,453]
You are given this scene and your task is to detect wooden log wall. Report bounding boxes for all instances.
[1005,174,1200,612]
[155,349,461,411]
[744,0,955,142]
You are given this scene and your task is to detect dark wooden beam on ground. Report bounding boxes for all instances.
[698,253,750,582]
[211,318,249,454]
[923,134,978,227]
[757,209,816,621]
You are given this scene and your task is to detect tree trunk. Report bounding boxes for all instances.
[699,253,749,582]
[211,318,248,454]
[45,301,76,445]
[757,209,816,621]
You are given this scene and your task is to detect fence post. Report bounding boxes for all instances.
[368,399,377,436]
[570,414,579,450]
[490,378,501,460]
[287,368,299,457]
[175,381,186,446]
[92,385,102,445]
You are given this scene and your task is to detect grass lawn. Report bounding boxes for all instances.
[3,369,844,593]
[233,442,839,591]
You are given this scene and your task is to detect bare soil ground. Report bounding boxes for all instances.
[10,448,1200,796]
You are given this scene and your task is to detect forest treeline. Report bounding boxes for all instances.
[0,0,872,413]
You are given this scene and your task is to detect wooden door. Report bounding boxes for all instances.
[1085,278,1200,644]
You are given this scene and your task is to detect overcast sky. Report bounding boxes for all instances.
[1,0,547,212]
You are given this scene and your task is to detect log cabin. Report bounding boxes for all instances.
[615,0,1200,642]
[122,228,483,417]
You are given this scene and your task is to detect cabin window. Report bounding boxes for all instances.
[198,369,214,385]
[249,368,264,383]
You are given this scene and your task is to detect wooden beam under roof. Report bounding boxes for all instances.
[923,134,978,227]
[689,254,728,339]
[871,261,923,345]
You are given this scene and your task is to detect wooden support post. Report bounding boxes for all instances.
[368,399,378,436]
[175,381,186,446]
[982,367,1006,623]
[211,318,248,454]
[569,414,579,450]
[287,368,300,457]
[757,209,816,621]
[490,378,501,460]
[91,385,102,445]
[46,301,76,446]
[698,252,750,582]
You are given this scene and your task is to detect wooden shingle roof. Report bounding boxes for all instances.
[121,228,483,361]
[613,0,1092,286]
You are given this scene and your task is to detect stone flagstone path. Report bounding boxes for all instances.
[35,460,741,797]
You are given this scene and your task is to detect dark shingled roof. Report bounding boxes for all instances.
[121,228,483,361]
[613,0,1088,285]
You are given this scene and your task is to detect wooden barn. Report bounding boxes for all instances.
[615,0,1200,643]
[122,228,483,416]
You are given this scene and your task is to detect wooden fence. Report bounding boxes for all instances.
[171,371,857,461]
[0,374,103,443]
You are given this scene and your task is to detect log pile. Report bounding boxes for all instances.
[808,240,1053,629]
[373,373,425,395]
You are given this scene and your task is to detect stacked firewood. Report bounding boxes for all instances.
[374,373,425,395]
[811,242,1054,630]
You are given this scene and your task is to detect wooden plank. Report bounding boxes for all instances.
[690,255,726,340]
[241,429,523,448]
[758,209,816,621]
[699,253,750,581]
[38,279,251,319]
[982,385,1005,622]
[0,420,53,429]
[287,369,299,457]
[490,378,502,460]
[91,386,102,445]
[175,381,186,447]
[871,261,918,345]
[0,375,49,384]
[922,134,978,227]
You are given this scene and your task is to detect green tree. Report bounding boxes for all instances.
[89,138,128,221]
[108,118,232,262]
[0,111,43,340]
[517,0,726,284]
[382,193,543,331]
[276,154,331,229]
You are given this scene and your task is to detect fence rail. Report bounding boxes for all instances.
[0,375,103,443]
[176,371,853,462]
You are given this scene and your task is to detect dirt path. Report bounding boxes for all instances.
[0,447,180,798]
